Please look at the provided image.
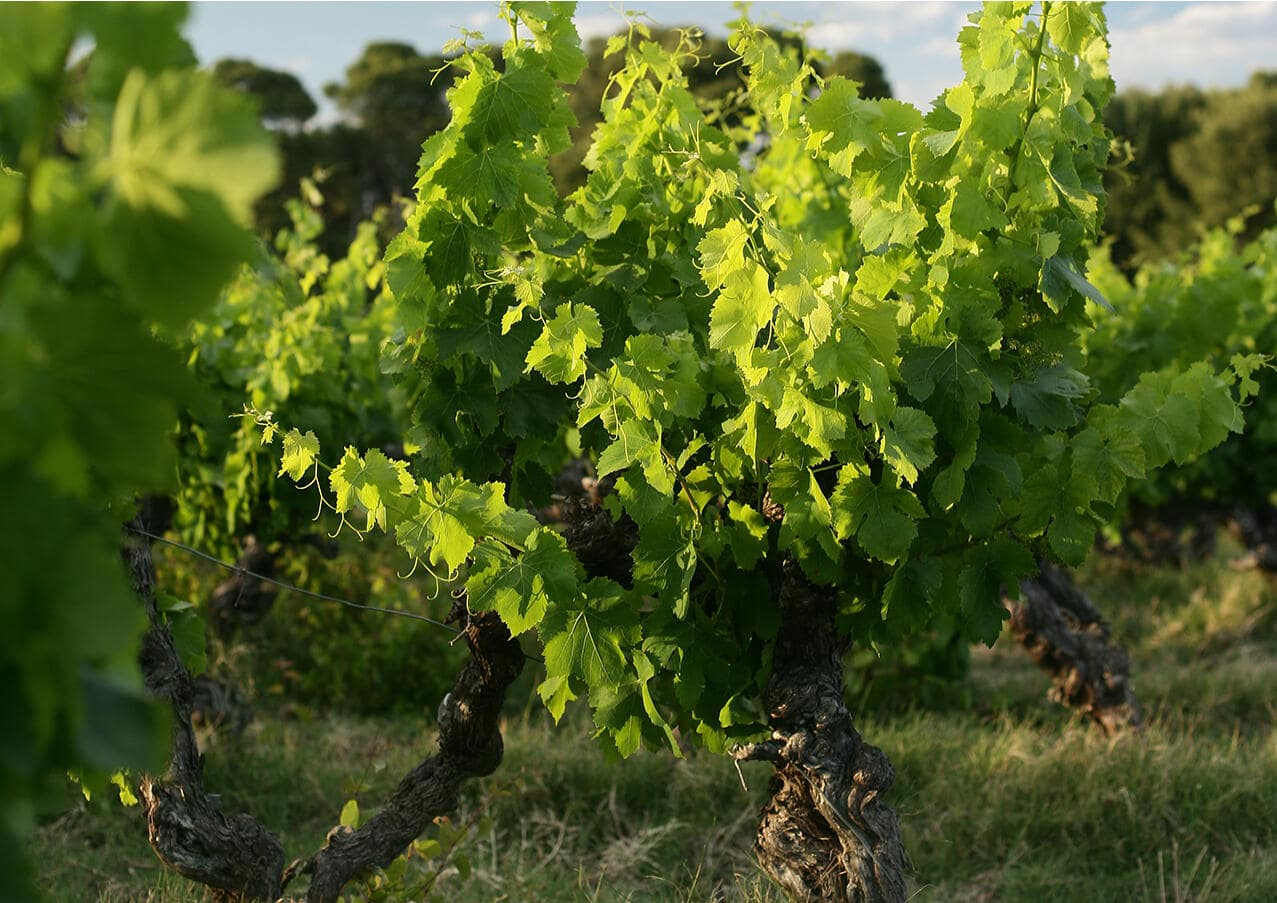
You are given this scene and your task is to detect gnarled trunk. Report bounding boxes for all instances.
[297,602,524,902]
[126,507,287,901]
[1007,561,1143,736]
[127,502,525,902]
[1231,503,1277,574]
[737,565,906,903]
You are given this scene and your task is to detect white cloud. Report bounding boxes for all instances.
[1109,1,1277,91]
[803,2,968,49]
[575,11,629,40]
[466,8,498,30]
[281,56,312,76]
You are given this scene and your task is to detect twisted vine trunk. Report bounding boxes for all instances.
[126,504,287,901]
[1007,561,1143,736]
[126,500,525,902]
[1232,503,1277,574]
[298,603,523,901]
[737,565,906,903]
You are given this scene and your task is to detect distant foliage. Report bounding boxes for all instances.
[1104,72,1277,269]
[1088,217,1277,511]
[213,57,318,128]
[173,178,405,559]
[164,180,469,715]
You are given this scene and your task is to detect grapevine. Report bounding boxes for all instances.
[256,3,1256,897]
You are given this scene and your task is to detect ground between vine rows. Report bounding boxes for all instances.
[34,541,1277,902]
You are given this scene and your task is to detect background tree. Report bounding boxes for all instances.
[212,58,317,129]
[1103,72,1277,269]
[214,44,460,254]
[324,42,453,208]
[211,59,328,242]
[1169,72,1277,243]
[821,49,891,99]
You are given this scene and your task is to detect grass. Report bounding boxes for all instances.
[31,542,1277,901]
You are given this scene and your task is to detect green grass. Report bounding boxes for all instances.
[31,544,1277,901]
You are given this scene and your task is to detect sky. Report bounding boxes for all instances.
[186,1,1277,120]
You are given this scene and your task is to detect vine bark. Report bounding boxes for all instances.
[1006,561,1143,736]
[737,564,907,903]
[126,502,526,902]
[296,602,524,902]
[208,534,277,635]
[126,503,287,901]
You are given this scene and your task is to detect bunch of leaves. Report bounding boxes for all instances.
[171,177,408,561]
[1086,215,1277,513]
[550,23,893,194]
[265,1,1253,764]
[0,3,277,895]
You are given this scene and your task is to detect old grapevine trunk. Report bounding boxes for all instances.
[1007,561,1143,736]
[208,534,277,635]
[1232,503,1277,574]
[297,602,524,902]
[737,564,907,903]
[126,506,287,901]
[127,500,526,902]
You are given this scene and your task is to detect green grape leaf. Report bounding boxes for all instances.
[105,69,279,223]
[1009,365,1089,431]
[698,220,751,292]
[1047,2,1102,54]
[596,419,662,480]
[467,63,556,143]
[726,501,769,570]
[958,538,1035,645]
[434,141,524,209]
[1041,255,1114,313]
[278,429,320,482]
[525,302,603,384]
[831,467,924,562]
[632,513,698,616]
[331,448,414,532]
[467,529,579,635]
[511,1,588,82]
[774,388,847,458]
[540,577,639,691]
[708,262,773,359]
[1073,408,1145,504]
[881,407,937,485]
[881,557,942,630]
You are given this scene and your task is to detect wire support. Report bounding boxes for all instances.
[126,524,462,635]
